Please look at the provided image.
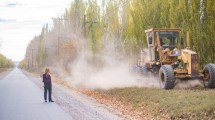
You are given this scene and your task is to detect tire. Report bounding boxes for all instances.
[159,65,175,89]
[203,63,215,88]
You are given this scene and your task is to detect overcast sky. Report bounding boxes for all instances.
[0,0,73,61]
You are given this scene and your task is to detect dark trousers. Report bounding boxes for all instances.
[44,85,52,101]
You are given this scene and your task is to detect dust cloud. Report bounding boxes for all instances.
[64,54,160,89]
[56,37,160,90]
[175,79,204,89]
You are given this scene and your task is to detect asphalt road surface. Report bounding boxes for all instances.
[0,68,73,120]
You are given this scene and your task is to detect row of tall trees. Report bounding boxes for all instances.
[0,53,14,68]
[22,0,215,70]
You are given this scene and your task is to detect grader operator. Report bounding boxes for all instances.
[137,28,215,89]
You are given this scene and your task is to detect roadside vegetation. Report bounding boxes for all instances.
[99,87,215,119]
[0,53,15,71]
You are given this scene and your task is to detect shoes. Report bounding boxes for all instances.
[45,100,54,102]
[49,100,54,102]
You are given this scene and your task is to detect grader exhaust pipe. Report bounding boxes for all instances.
[186,32,190,49]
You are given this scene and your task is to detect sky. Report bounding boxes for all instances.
[0,0,73,61]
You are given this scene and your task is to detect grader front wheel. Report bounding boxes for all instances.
[203,63,215,88]
[159,65,175,89]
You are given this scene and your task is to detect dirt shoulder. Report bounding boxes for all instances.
[73,85,215,120]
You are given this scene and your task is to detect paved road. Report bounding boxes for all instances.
[0,68,73,120]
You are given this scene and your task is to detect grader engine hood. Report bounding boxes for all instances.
[180,49,199,77]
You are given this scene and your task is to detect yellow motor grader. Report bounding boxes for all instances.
[136,28,215,89]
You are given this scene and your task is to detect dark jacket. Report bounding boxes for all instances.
[43,74,52,86]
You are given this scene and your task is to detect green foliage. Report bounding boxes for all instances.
[36,26,46,67]
[0,54,15,68]
[24,0,215,68]
[86,0,101,52]
[18,60,27,69]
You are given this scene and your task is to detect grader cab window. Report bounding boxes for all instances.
[147,32,154,61]
[159,32,179,50]
[148,32,152,44]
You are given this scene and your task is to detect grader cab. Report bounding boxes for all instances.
[138,28,215,89]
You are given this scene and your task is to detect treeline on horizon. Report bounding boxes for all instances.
[19,0,215,70]
[0,53,15,69]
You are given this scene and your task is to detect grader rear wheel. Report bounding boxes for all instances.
[203,63,215,88]
[159,65,175,89]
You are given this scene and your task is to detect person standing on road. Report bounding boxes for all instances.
[43,68,54,102]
